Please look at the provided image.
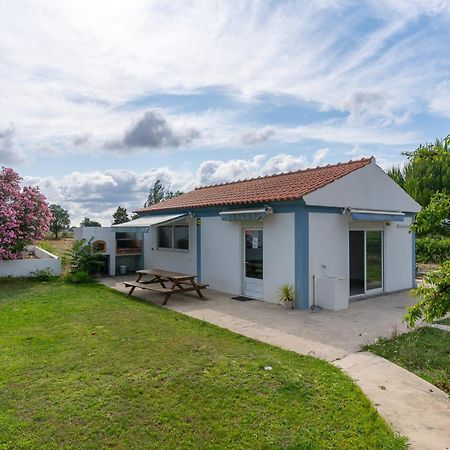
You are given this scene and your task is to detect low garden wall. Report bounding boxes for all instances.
[0,245,61,277]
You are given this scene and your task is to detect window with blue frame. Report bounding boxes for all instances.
[158,224,189,250]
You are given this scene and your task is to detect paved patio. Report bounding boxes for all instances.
[101,276,450,449]
[101,275,415,359]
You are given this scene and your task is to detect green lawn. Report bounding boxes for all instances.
[364,328,450,395]
[437,317,450,326]
[0,279,406,449]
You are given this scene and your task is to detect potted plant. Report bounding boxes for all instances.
[278,283,295,309]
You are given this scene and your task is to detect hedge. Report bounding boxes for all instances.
[416,236,450,264]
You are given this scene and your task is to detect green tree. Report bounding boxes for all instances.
[143,180,183,207]
[405,261,450,327]
[144,180,165,207]
[386,166,405,190]
[49,204,70,239]
[80,217,101,227]
[112,206,129,225]
[165,190,183,199]
[389,135,450,207]
[412,192,450,236]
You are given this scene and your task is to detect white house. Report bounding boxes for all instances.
[75,157,421,310]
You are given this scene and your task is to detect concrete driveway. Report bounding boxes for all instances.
[102,275,414,359]
[101,276,450,449]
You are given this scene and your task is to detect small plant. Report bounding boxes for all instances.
[29,268,55,281]
[67,238,106,275]
[278,283,295,308]
[65,271,94,284]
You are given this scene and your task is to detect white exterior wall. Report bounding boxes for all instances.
[384,216,414,291]
[309,212,415,310]
[200,213,295,301]
[262,213,295,303]
[304,161,421,212]
[309,212,349,308]
[144,217,197,275]
[74,227,116,275]
[201,216,242,294]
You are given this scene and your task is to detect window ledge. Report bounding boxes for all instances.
[155,247,189,253]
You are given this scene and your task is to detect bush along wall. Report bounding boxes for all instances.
[416,236,450,264]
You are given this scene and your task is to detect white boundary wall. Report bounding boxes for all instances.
[0,245,61,277]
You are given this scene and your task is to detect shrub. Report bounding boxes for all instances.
[406,260,450,326]
[29,268,55,281]
[0,167,52,260]
[65,271,94,284]
[68,239,106,274]
[416,236,450,264]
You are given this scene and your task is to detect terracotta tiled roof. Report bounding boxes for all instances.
[136,157,373,212]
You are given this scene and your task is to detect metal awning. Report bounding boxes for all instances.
[111,213,187,233]
[347,208,405,222]
[219,206,273,222]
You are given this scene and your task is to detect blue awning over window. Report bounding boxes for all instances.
[349,209,405,222]
[219,207,273,222]
[111,213,186,233]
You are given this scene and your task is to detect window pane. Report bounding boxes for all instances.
[366,231,383,290]
[245,229,263,279]
[174,225,189,249]
[158,226,172,248]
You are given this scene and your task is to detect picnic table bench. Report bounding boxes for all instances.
[124,268,208,305]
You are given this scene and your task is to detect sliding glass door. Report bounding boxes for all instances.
[365,231,383,292]
[349,230,383,296]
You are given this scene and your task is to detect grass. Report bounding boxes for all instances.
[437,317,450,326]
[364,328,450,395]
[0,279,406,449]
[36,237,74,273]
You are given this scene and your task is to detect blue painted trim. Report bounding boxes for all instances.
[412,231,416,288]
[294,206,309,310]
[304,205,343,214]
[196,219,201,282]
[139,232,145,270]
[137,201,344,218]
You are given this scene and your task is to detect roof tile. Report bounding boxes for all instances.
[136,157,372,212]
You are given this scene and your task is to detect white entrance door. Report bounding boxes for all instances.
[243,228,263,299]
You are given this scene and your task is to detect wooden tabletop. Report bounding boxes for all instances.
[136,268,196,280]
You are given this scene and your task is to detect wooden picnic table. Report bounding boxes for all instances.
[123,268,208,305]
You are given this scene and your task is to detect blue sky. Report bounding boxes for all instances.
[0,0,449,224]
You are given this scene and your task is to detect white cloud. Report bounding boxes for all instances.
[0,126,24,164]
[429,81,450,118]
[106,109,201,151]
[0,0,449,160]
[24,149,410,226]
[240,127,275,146]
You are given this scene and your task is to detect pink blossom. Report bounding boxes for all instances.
[0,167,52,260]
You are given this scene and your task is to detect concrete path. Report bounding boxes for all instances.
[102,277,450,449]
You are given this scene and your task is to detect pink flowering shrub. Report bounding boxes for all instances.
[0,167,52,260]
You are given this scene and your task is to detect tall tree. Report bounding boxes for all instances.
[49,204,70,239]
[143,180,183,207]
[80,217,101,227]
[112,206,129,225]
[388,135,450,207]
[144,180,165,207]
[165,190,183,199]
